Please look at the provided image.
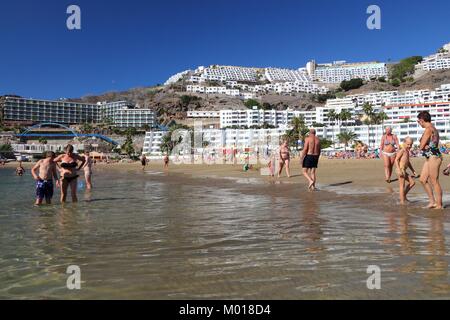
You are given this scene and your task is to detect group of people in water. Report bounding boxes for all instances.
[273,111,450,209]
[11,110,450,209]
[370,110,450,208]
[30,145,93,205]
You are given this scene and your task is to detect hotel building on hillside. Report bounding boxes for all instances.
[306,60,388,83]
[0,96,156,129]
[417,52,450,72]
[197,65,259,82]
[264,68,311,83]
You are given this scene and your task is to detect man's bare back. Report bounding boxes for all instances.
[304,135,321,155]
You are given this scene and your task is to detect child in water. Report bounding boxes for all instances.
[394,137,417,205]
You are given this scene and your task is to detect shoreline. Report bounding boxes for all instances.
[4,156,450,203]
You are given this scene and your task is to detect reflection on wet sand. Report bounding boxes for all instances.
[384,209,450,295]
[1,167,450,299]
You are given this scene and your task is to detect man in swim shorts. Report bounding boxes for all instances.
[31,151,59,205]
[301,129,321,191]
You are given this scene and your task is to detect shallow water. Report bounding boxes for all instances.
[1,167,450,299]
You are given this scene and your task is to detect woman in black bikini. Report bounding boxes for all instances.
[54,144,86,203]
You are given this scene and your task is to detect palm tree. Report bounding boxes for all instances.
[362,103,375,148]
[160,124,190,155]
[374,111,389,126]
[337,130,358,151]
[339,109,352,130]
[326,110,338,147]
[286,116,309,149]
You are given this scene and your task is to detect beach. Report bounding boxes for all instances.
[1,157,450,299]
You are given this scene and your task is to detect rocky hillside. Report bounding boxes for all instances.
[70,68,450,124]
[74,86,323,124]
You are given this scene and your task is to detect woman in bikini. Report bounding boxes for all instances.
[278,139,291,178]
[417,111,443,209]
[379,126,399,183]
[54,144,86,203]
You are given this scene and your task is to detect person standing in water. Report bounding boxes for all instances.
[16,161,25,176]
[141,154,147,170]
[31,151,59,205]
[301,129,321,190]
[379,126,399,183]
[163,154,169,170]
[278,139,291,178]
[54,144,85,203]
[82,151,93,190]
[417,111,443,209]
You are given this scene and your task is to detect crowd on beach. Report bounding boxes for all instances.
[267,110,450,209]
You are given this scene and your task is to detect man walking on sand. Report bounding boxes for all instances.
[301,129,321,191]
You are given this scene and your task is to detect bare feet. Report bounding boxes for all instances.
[424,203,437,209]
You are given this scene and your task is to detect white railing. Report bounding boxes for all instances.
[11,144,84,154]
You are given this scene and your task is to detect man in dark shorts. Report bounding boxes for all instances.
[301,129,321,191]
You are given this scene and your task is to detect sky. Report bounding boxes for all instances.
[0,0,449,99]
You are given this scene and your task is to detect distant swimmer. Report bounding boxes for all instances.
[278,139,291,178]
[301,129,321,191]
[141,154,147,170]
[54,144,86,203]
[380,127,399,183]
[82,151,93,190]
[31,151,59,205]
[394,137,417,205]
[164,154,169,170]
[16,161,25,176]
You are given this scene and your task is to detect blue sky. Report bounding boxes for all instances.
[0,0,449,99]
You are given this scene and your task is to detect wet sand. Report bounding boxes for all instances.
[2,158,450,299]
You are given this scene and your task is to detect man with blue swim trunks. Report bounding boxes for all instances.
[31,151,59,205]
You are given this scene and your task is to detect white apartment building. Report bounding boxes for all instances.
[201,66,259,82]
[219,107,318,129]
[265,68,311,83]
[315,119,450,147]
[418,52,450,71]
[187,111,220,118]
[142,128,287,156]
[186,85,240,96]
[100,101,156,128]
[0,97,156,128]
[164,70,191,85]
[143,131,166,155]
[308,60,388,83]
